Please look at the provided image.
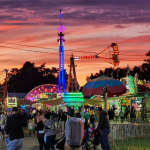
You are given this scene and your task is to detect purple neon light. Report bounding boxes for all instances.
[57,25,65,32]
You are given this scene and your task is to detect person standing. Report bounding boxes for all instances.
[4,107,27,150]
[85,110,90,122]
[125,107,129,120]
[65,108,82,150]
[28,119,35,137]
[95,107,110,150]
[119,109,124,123]
[110,108,114,120]
[35,115,45,150]
[130,107,136,123]
[108,108,111,120]
[43,113,56,150]
[0,112,7,135]
[114,108,119,123]
[5,108,12,146]
[59,110,66,134]
[90,114,95,127]
[129,107,136,136]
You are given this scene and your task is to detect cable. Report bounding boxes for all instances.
[0,41,98,54]
[0,42,58,50]
[0,41,147,56]
[0,46,59,55]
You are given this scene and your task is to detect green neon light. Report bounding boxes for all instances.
[128,75,135,94]
[65,102,83,107]
[62,97,84,102]
[62,92,83,98]
[90,95,95,99]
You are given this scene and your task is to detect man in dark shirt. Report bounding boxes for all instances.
[4,107,27,150]
[95,107,110,150]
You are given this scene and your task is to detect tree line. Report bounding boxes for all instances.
[7,61,68,93]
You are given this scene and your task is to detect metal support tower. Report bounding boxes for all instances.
[67,54,78,92]
[57,9,65,93]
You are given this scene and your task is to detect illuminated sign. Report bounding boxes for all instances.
[7,97,17,107]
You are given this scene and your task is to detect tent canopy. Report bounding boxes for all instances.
[40,98,64,106]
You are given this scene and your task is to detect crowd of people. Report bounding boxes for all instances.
[108,106,136,123]
[0,106,112,150]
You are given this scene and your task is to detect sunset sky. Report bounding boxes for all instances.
[0,0,150,86]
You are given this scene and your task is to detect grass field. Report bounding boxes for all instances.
[88,137,150,150]
[110,138,150,150]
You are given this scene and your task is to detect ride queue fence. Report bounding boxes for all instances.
[109,119,150,150]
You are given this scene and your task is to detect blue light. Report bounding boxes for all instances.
[20,105,26,109]
[62,46,65,93]
[60,13,62,19]
[58,37,65,93]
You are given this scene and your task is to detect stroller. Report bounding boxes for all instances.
[54,134,65,150]
[82,126,100,150]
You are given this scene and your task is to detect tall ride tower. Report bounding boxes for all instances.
[57,9,65,93]
[67,54,78,92]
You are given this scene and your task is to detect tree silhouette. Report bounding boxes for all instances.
[7,61,68,93]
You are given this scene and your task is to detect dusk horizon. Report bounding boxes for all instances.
[0,0,150,86]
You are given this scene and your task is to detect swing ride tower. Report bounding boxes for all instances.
[57,9,65,93]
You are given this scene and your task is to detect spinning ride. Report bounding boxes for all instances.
[67,43,120,92]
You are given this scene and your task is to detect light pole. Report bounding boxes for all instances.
[3,69,9,102]
[103,85,108,112]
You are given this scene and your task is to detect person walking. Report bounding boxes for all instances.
[65,108,82,150]
[95,107,110,150]
[43,113,56,150]
[4,107,27,150]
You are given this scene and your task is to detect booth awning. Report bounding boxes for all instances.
[17,100,34,105]
[41,98,64,106]
[84,98,103,106]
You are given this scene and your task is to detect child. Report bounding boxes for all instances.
[28,119,35,137]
